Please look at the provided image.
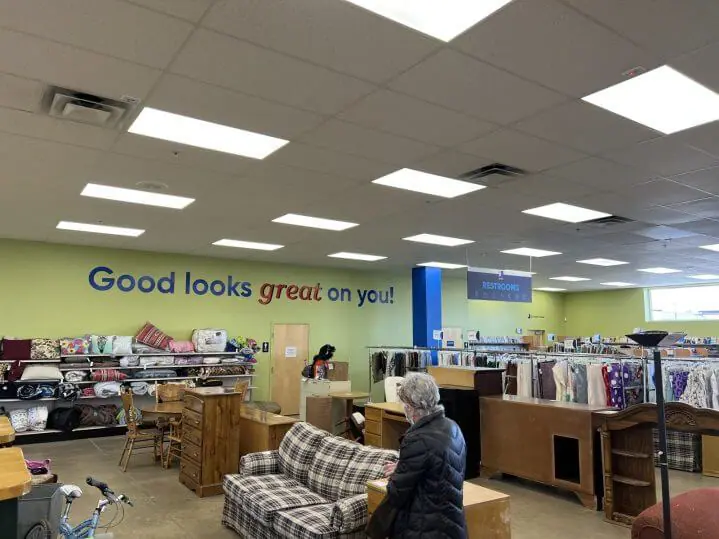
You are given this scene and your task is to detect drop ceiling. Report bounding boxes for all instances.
[2,0,719,291]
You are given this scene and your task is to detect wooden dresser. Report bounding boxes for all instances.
[180,387,245,497]
[364,402,407,450]
[238,406,299,456]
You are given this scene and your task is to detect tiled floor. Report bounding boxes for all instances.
[20,436,719,538]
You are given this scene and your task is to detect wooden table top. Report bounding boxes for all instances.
[329,391,370,400]
[186,387,245,398]
[239,406,300,426]
[0,416,15,444]
[141,401,184,415]
[366,401,405,414]
[0,447,31,501]
[482,395,612,412]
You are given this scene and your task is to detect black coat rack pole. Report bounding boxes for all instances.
[651,346,672,539]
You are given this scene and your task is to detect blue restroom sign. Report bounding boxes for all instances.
[467,267,532,303]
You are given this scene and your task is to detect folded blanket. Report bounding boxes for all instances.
[132,343,166,354]
[154,356,175,366]
[202,357,221,365]
[220,358,241,364]
[139,357,157,367]
[62,356,90,365]
[92,369,127,383]
[133,369,177,380]
[174,356,203,365]
[130,382,148,395]
[77,404,118,426]
[91,358,121,368]
[119,356,139,367]
[63,371,87,383]
[93,381,121,397]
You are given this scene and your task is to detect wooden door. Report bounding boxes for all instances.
[271,323,310,416]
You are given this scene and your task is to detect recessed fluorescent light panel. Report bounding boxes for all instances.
[372,168,485,198]
[128,107,289,159]
[272,214,358,231]
[403,234,474,247]
[637,267,682,274]
[328,252,387,262]
[501,247,561,257]
[700,244,719,252]
[534,287,566,292]
[213,239,283,251]
[601,282,635,287]
[549,276,591,282]
[690,274,719,280]
[522,202,610,223]
[582,66,719,134]
[56,221,144,237]
[342,0,514,42]
[417,262,467,270]
[577,258,628,267]
[81,183,194,209]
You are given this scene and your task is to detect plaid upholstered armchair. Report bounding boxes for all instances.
[222,422,398,539]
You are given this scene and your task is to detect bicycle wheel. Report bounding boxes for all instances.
[25,520,51,539]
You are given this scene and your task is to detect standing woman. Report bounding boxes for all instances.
[381,373,467,538]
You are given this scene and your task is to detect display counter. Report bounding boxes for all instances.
[480,395,610,508]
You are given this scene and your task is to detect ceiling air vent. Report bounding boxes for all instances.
[43,86,135,128]
[458,163,526,187]
[583,215,635,226]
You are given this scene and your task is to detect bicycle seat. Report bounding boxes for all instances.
[60,484,82,499]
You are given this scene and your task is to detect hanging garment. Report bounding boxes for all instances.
[588,364,608,406]
[517,362,533,398]
[372,352,387,383]
[505,363,518,396]
[680,369,709,409]
[573,364,588,404]
[608,363,624,409]
[711,371,719,410]
[623,363,644,408]
[553,361,569,402]
[538,361,557,400]
[672,370,690,400]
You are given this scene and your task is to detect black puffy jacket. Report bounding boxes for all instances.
[386,409,467,538]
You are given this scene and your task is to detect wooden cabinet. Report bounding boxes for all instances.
[180,387,245,497]
[367,479,511,539]
[363,402,408,450]
[238,407,299,456]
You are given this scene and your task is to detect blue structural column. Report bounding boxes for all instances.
[412,267,442,358]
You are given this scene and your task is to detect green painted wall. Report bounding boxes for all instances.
[564,288,719,337]
[442,277,566,338]
[0,240,410,400]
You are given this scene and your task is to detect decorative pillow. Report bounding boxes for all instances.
[112,336,133,356]
[28,406,49,432]
[192,329,227,353]
[9,409,29,432]
[2,339,31,360]
[20,365,63,381]
[168,340,195,353]
[30,339,60,360]
[91,369,127,382]
[136,322,172,350]
[60,337,90,356]
[90,335,114,355]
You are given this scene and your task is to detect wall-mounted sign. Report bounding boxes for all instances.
[432,329,442,340]
[467,267,532,303]
[285,347,297,358]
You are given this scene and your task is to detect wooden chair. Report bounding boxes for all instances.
[118,390,163,472]
[233,379,250,401]
[156,383,186,469]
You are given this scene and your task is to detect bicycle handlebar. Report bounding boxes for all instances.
[85,477,133,507]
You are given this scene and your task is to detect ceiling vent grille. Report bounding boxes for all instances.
[458,163,526,186]
[583,215,635,226]
[43,86,135,129]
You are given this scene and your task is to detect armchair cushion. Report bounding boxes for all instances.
[279,422,329,484]
[240,450,280,477]
[308,436,358,501]
[331,494,368,533]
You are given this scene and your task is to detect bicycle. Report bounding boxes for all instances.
[25,477,133,539]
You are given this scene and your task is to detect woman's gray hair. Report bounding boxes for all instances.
[397,373,443,417]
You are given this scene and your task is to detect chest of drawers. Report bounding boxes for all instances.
[179,387,245,497]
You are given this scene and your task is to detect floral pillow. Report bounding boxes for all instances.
[30,339,60,360]
[60,337,90,356]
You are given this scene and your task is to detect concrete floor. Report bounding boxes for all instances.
[20,436,719,538]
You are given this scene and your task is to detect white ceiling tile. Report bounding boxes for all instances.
[111,132,257,176]
[124,0,215,22]
[550,157,659,190]
[564,0,719,58]
[268,142,395,181]
[670,167,719,195]
[389,49,567,124]
[459,129,586,172]
[663,196,719,219]
[604,137,719,176]
[453,0,660,96]
[147,74,326,140]
[671,121,719,159]
[674,219,719,237]
[170,29,376,114]
[0,107,118,150]
[515,100,659,154]
[337,90,496,147]
[0,0,193,69]
[202,0,440,83]
[672,41,719,94]
[627,180,709,206]
[0,73,44,112]
[0,28,162,100]
[298,120,440,165]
